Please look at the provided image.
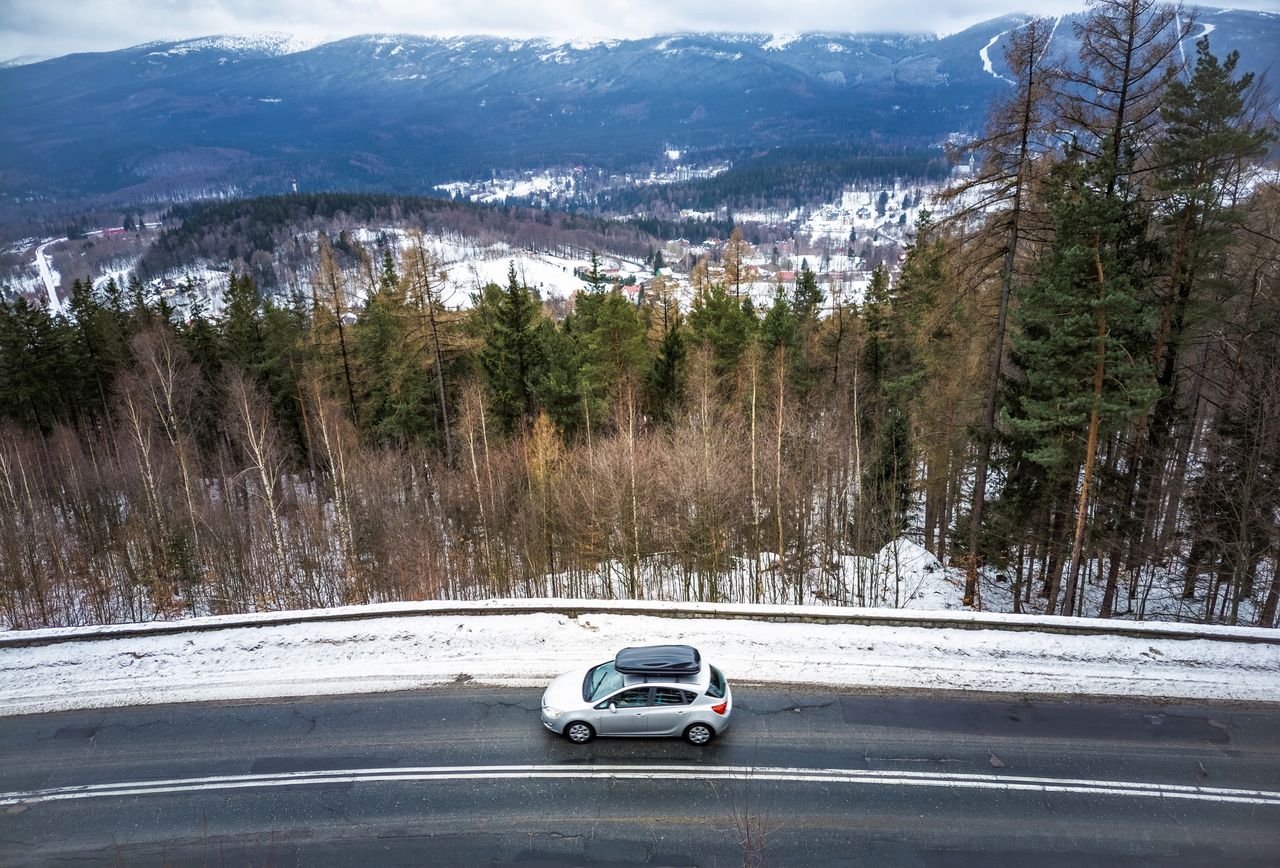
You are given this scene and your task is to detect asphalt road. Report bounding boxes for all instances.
[1,685,1278,866]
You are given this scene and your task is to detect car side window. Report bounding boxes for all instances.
[598,687,650,709]
[653,687,694,706]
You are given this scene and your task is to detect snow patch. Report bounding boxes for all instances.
[142,33,317,58]
[979,31,1014,84]
[2,602,1276,715]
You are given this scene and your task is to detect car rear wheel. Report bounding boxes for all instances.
[684,723,714,745]
[565,721,595,744]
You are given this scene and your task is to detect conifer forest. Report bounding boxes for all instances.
[1,1,1277,630]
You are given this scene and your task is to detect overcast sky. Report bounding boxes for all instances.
[4,0,1278,62]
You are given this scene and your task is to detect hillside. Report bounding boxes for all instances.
[2,8,1276,210]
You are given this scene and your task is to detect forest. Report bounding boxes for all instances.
[138,192,666,287]
[598,145,951,217]
[0,0,1276,630]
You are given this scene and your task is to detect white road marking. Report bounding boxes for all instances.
[6,765,1280,807]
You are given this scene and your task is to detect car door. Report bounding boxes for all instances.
[594,687,652,735]
[647,687,696,736]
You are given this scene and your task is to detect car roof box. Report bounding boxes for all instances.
[614,644,702,675]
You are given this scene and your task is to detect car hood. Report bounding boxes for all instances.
[542,667,589,709]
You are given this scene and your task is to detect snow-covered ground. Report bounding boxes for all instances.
[436,161,729,206]
[2,600,1276,715]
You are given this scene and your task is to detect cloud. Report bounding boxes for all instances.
[3,0,1277,62]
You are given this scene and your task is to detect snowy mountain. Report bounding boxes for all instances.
[0,8,1276,209]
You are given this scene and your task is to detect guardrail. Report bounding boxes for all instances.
[2,598,1275,649]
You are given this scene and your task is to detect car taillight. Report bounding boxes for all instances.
[712,701,728,715]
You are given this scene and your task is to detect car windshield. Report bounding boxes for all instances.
[584,661,624,701]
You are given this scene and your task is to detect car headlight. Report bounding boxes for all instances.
[543,706,566,720]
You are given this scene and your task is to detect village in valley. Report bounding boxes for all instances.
[3,158,946,322]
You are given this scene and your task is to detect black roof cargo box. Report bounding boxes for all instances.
[614,645,702,676]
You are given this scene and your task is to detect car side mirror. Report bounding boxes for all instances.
[607,702,618,713]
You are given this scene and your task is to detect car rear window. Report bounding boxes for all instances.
[706,665,727,699]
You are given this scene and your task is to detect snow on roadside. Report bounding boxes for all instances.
[2,605,1276,716]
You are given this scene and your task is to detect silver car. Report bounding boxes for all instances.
[540,645,733,745]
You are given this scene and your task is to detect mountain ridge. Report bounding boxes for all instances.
[1,8,1275,214]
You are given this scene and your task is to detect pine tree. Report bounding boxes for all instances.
[688,281,757,379]
[1136,39,1276,570]
[760,283,797,353]
[1003,149,1160,614]
[940,16,1058,605]
[577,289,649,418]
[859,265,893,395]
[792,263,823,325]
[648,312,686,422]
[0,297,78,430]
[478,263,545,433]
[787,260,827,393]
[585,250,608,292]
[221,272,266,371]
[67,277,129,418]
[532,319,586,435]
[861,400,913,547]
[353,255,424,445]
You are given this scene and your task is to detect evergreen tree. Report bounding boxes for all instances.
[67,277,129,417]
[647,312,686,422]
[533,319,586,435]
[379,247,399,292]
[859,265,893,395]
[180,293,220,373]
[790,262,826,392]
[760,283,797,353]
[577,289,650,418]
[688,282,757,379]
[353,258,429,445]
[861,401,913,546]
[478,263,545,432]
[1002,149,1160,614]
[585,250,608,292]
[0,297,78,430]
[1147,37,1274,435]
[221,272,266,371]
[792,263,824,325]
[940,16,1058,605]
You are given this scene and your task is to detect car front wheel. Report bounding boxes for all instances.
[565,721,595,744]
[684,723,714,745]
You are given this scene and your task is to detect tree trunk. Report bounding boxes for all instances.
[1059,249,1109,617]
